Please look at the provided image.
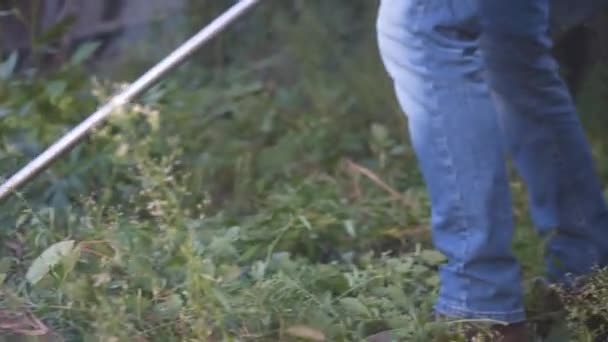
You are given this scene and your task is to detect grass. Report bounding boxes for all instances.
[1,1,608,341]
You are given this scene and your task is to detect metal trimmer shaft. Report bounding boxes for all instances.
[0,0,261,202]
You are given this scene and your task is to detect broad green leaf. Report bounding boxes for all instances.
[61,245,82,278]
[410,264,429,276]
[339,297,370,317]
[318,273,349,295]
[224,226,241,240]
[393,258,414,273]
[70,41,102,65]
[26,240,76,285]
[419,249,446,266]
[208,236,238,259]
[45,80,67,101]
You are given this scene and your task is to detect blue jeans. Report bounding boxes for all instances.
[377,0,608,323]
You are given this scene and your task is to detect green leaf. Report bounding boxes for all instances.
[208,236,238,259]
[393,258,414,273]
[154,294,183,320]
[339,297,370,317]
[61,245,82,279]
[385,285,409,306]
[419,249,446,266]
[70,41,102,65]
[317,273,349,295]
[424,274,440,287]
[0,51,18,80]
[410,264,429,275]
[343,220,356,237]
[45,80,67,101]
[371,123,389,143]
[26,240,77,285]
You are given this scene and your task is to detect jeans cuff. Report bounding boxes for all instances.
[434,299,527,324]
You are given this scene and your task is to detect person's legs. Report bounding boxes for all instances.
[480,0,608,284]
[376,0,525,323]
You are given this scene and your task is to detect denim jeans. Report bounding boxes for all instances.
[376,0,608,323]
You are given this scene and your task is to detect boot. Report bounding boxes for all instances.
[465,322,531,342]
[432,313,532,342]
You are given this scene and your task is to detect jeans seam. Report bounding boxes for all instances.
[423,14,479,305]
[547,119,602,265]
[428,71,472,307]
